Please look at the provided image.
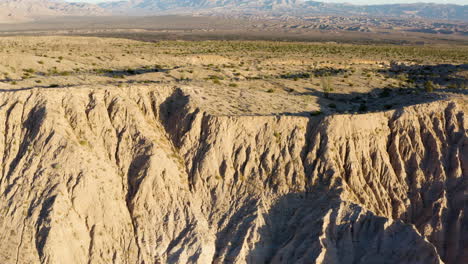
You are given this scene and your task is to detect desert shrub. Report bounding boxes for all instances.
[320,76,334,98]
[180,75,190,81]
[58,71,71,76]
[207,75,223,81]
[273,132,281,144]
[47,67,59,75]
[424,81,435,92]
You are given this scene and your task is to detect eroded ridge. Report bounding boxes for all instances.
[0,86,465,264]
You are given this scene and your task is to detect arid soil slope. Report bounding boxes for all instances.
[0,85,465,264]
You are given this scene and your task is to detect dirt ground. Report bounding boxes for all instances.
[0,36,466,116]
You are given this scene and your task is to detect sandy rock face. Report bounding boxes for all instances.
[0,86,465,264]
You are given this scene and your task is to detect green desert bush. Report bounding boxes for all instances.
[424,81,435,92]
[320,76,334,98]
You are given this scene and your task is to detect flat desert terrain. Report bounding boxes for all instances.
[0,36,466,116]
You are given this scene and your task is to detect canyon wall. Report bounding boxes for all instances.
[0,86,465,263]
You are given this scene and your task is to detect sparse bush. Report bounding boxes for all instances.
[273,132,281,144]
[23,68,35,74]
[178,75,190,82]
[320,76,334,98]
[424,81,435,92]
[58,71,70,76]
[207,75,223,81]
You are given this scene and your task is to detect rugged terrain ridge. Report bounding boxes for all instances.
[0,0,466,23]
[100,0,468,21]
[0,0,106,23]
[0,85,466,263]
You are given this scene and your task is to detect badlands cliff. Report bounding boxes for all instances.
[0,85,466,264]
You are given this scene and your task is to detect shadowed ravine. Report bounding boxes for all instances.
[0,86,466,264]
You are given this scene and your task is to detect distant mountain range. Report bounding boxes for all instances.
[0,0,106,23]
[302,2,468,21]
[102,0,468,21]
[99,0,304,13]
[0,0,467,23]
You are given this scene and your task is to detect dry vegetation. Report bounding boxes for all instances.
[0,36,466,116]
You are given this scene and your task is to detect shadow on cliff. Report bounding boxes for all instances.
[244,190,341,264]
[208,188,343,263]
[3,105,47,196]
[243,188,443,264]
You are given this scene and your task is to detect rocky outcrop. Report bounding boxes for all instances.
[0,86,466,263]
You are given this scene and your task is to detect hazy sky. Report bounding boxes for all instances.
[67,0,468,4]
